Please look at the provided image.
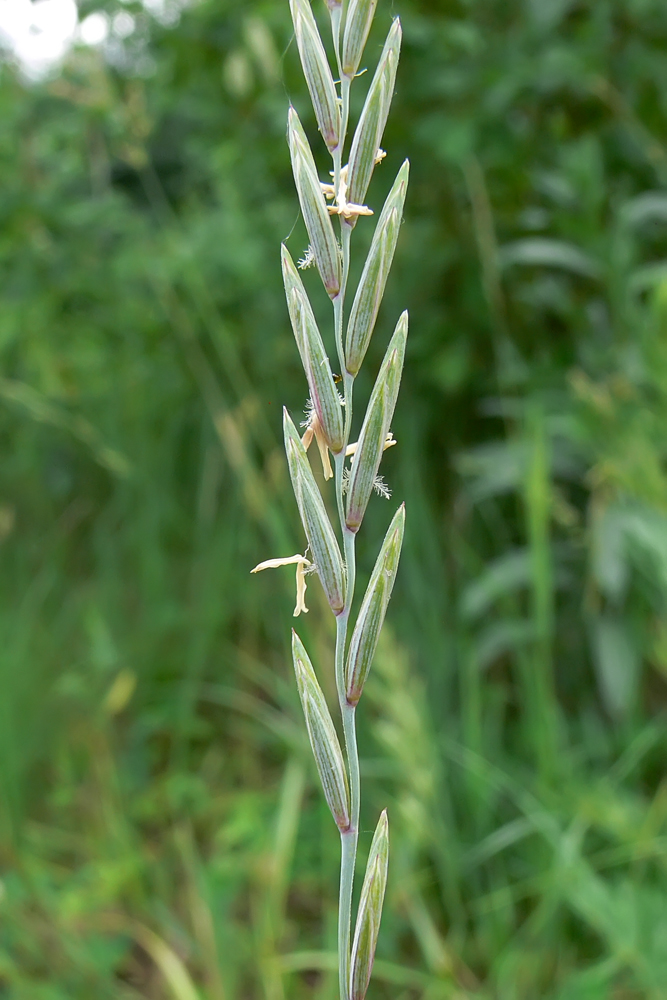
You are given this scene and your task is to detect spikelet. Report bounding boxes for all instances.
[350,811,389,1000]
[346,313,408,531]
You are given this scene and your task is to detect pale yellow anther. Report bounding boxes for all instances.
[323,163,373,221]
[329,202,374,220]
[346,431,396,458]
[294,558,309,616]
[375,148,387,164]
[251,553,312,616]
[302,409,333,480]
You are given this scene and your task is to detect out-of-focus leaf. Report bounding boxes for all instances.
[591,505,632,602]
[593,502,667,601]
[590,615,640,719]
[456,441,529,501]
[461,549,532,620]
[475,619,536,671]
[629,260,667,294]
[621,192,667,229]
[498,238,601,278]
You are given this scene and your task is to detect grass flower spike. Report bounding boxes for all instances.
[289,0,341,152]
[350,810,389,1000]
[292,630,351,831]
[346,18,401,215]
[346,161,409,375]
[288,107,342,298]
[284,408,346,614]
[282,244,344,455]
[346,505,404,704]
[346,313,407,531]
[342,0,379,79]
[253,3,408,997]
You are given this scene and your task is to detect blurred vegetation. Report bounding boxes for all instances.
[2,0,667,996]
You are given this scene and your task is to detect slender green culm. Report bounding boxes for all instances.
[252,3,408,998]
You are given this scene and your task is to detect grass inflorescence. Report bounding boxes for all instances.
[2,1,667,998]
[252,3,408,997]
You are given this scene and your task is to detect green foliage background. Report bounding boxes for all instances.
[2,0,667,996]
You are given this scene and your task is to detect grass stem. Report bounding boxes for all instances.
[331,68,357,996]
[334,527,359,1000]
[338,827,356,1000]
